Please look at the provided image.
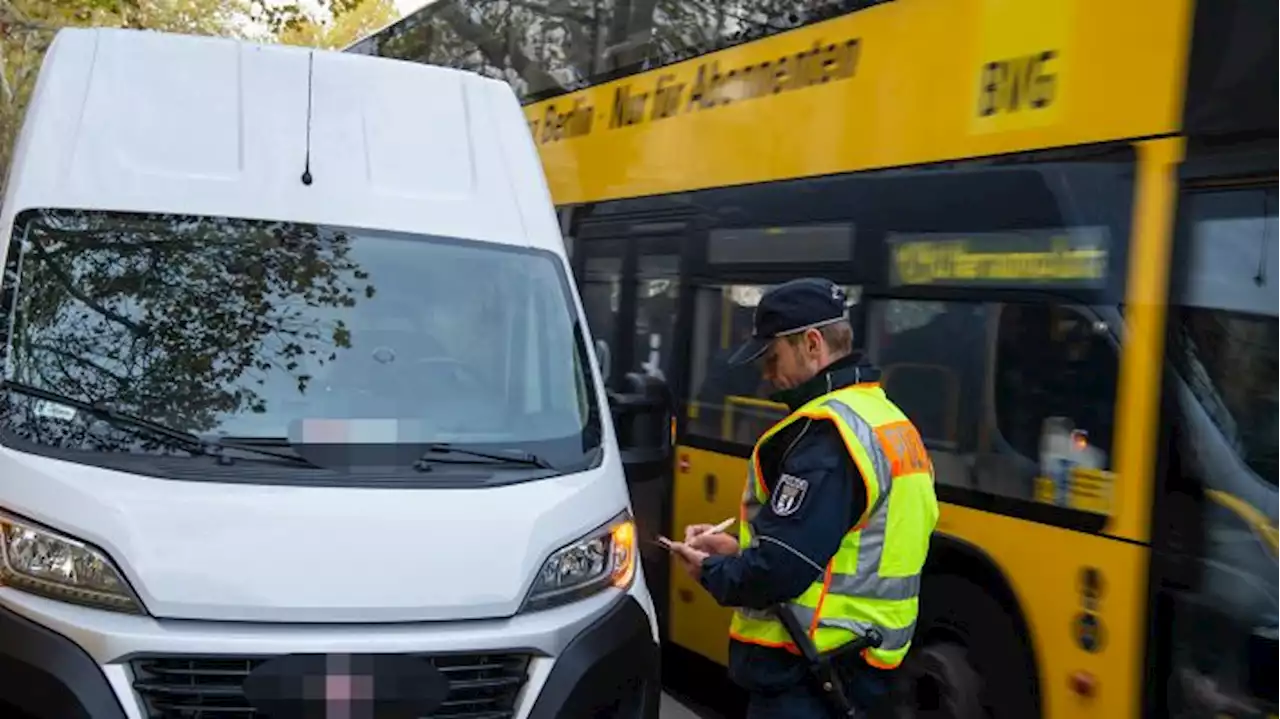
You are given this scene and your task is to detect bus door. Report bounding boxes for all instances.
[1155,142,1278,719]
[673,221,863,666]
[574,236,626,387]
[575,217,696,636]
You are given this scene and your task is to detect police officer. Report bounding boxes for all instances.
[666,278,939,719]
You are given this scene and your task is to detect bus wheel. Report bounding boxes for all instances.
[907,574,1039,719]
[896,642,983,719]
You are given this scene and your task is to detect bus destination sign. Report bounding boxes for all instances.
[887,228,1110,288]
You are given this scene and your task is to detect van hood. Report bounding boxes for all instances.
[0,448,629,622]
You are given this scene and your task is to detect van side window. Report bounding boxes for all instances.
[0,232,19,377]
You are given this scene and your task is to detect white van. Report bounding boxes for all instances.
[0,27,673,719]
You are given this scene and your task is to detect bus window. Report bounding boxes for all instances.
[869,297,1121,508]
[632,247,680,384]
[707,224,854,265]
[866,300,988,490]
[1172,307,1278,481]
[1169,187,1278,484]
[990,303,1118,510]
[686,283,863,447]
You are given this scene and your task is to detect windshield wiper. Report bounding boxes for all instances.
[413,442,555,472]
[1,381,317,467]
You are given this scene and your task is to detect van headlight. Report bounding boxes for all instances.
[0,511,144,614]
[522,512,636,612]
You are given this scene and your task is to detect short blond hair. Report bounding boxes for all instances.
[785,320,854,356]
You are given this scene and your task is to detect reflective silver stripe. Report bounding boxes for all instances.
[738,606,774,621]
[789,604,917,651]
[827,572,920,601]
[855,498,888,579]
[744,461,763,523]
[820,398,892,513]
[820,398,900,606]
[822,409,914,599]
[744,462,761,503]
[815,617,917,652]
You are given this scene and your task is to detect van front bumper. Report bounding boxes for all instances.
[526,593,661,719]
[0,601,126,719]
[0,587,659,719]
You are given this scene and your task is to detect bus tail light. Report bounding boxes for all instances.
[1069,670,1097,698]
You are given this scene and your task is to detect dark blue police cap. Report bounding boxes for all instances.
[728,278,851,366]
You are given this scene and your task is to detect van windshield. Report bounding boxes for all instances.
[0,209,601,473]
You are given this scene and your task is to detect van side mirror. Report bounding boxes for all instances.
[608,372,673,484]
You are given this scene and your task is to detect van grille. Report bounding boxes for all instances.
[130,652,531,719]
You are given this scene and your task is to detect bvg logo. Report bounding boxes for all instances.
[977,50,1059,117]
[970,0,1068,135]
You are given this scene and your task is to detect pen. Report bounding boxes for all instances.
[695,517,736,537]
[652,517,737,550]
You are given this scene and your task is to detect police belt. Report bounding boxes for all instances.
[774,603,884,717]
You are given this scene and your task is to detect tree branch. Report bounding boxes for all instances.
[503,0,593,26]
[435,3,564,92]
[29,342,130,384]
[27,240,148,336]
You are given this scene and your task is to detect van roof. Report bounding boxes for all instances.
[1,27,563,253]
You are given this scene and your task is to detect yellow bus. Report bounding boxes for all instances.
[352,1,1277,716]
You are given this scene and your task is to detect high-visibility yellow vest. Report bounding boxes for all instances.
[728,381,939,669]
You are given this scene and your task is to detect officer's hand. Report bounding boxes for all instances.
[683,524,716,542]
[667,541,710,582]
[687,531,740,557]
